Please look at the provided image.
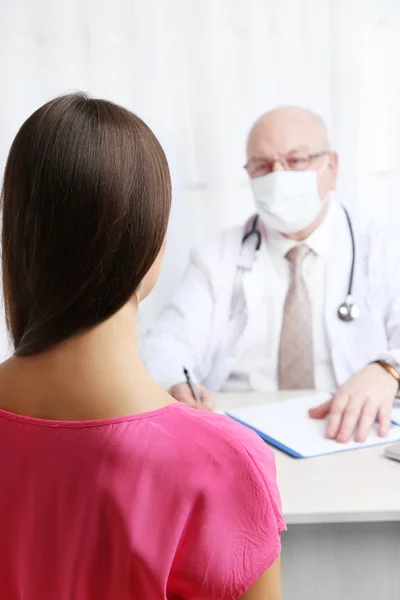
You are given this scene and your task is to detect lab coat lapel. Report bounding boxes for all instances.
[206,217,262,390]
[241,221,273,348]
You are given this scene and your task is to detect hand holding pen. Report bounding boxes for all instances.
[183,367,201,404]
[167,368,215,411]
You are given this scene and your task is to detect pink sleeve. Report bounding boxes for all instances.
[168,418,285,600]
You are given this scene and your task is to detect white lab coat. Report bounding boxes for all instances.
[142,204,400,391]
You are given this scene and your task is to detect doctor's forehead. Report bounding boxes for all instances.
[246,106,329,158]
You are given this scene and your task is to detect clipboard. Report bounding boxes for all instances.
[227,395,400,459]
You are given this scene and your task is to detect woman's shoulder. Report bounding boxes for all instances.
[118,404,283,517]
[146,405,284,518]
[151,403,276,470]
[149,406,285,598]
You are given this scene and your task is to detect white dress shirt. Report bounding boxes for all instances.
[223,201,338,392]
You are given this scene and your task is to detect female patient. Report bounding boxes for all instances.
[0,94,285,599]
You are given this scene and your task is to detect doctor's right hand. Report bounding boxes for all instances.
[169,382,215,411]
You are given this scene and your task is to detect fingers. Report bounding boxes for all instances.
[354,401,379,443]
[377,404,392,439]
[326,390,351,440]
[175,391,198,409]
[197,385,216,412]
[168,383,214,411]
[329,395,384,443]
[169,383,197,407]
[334,394,366,443]
[327,396,391,443]
[308,399,332,419]
[318,366,396,442]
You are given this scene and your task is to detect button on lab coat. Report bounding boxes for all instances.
[142,205,400,391]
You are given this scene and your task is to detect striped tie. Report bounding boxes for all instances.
[278,245,315,390]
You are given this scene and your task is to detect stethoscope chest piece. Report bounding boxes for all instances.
[338,295,360,322]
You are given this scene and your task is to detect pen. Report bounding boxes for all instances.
[183,367,201,404]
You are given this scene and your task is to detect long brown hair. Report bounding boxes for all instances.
[1,93,171,355]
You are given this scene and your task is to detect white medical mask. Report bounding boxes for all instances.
[251,170,323,233]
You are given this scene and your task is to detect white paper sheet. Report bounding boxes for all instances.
[227,394,400,458]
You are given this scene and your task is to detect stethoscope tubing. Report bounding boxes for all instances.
[241,205,358,321]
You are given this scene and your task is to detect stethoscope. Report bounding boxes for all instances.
[242,206,360,322]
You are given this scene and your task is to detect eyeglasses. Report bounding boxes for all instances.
[244,150,330,178]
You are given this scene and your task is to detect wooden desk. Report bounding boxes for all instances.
[217,392,400,600]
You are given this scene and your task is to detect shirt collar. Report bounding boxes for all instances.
[266,199,336,260]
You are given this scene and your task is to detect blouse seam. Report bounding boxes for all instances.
[0,403,183,429]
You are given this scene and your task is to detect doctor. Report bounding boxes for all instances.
[143,106,400,443]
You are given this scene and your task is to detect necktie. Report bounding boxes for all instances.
[278,245,315,390]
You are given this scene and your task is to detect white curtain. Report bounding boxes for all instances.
[0,0,399,357]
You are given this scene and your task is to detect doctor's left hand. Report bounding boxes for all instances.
[308,364,397,443]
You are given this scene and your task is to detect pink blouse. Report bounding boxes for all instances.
[0,403,285,599]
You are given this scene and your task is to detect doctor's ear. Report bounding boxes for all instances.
[329,152,339,183]
[323,152,338,195]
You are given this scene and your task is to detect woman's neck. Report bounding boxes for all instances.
[0,303,172,420]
